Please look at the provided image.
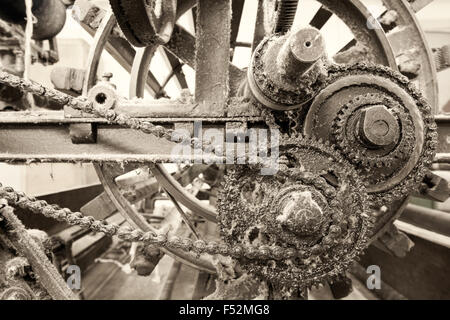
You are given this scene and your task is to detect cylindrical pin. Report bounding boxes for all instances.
[277,27,326,79]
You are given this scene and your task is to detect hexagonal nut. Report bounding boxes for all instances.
[359,105,400,147]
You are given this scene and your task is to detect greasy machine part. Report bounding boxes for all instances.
[218,135,373,290]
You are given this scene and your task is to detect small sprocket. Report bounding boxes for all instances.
[332,92,414,169]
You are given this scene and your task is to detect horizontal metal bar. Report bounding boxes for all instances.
[434,115,450,157]
[0,111,265,123]
[400,204,450,238]
[0,119,273,163]
[394,220,450,249]
[0,122,182,161]
[435,154,450,164]
[2,111,450,163]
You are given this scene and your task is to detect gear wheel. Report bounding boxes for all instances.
[332,92,414,169]
[218,135,374,290]
[303,63,437,206]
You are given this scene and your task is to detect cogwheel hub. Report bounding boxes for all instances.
[275,187,325,236]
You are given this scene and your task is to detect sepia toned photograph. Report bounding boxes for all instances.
[0,0,448,305]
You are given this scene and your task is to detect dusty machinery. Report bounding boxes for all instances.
[0,0,449,300]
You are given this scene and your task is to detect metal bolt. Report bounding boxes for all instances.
[277,27,326,79]
[358,105,399,147]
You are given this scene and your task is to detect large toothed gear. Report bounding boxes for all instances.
[218,135,374,290]
[303,63,437,206]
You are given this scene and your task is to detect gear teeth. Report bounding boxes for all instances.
[303,64,437,208]
[219,135,373,290]
[245,63,435,290]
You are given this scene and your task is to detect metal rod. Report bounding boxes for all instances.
[401,204,450,238]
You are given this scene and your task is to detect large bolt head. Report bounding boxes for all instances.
[359,105,400,147]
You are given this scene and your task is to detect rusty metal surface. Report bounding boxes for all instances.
[218,135,373,291]
[248,27,327,110]
[0,0,446,299]
[0,110,264,123]
[0,116,268,163]
[303,65,436,206]
[194,0,231,115]
[165,25,244,98]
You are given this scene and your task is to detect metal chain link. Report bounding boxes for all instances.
[0,71,209,151]
[0,184,301,262]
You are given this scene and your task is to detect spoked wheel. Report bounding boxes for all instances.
[82,8,217,274]
[78,0,439,299]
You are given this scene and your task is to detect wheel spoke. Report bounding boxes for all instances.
[81,166,210,220]
[406,0,436,12]
[252,0,266,52]
[231,0,245,57]
[95,164,158,233]
[162,48,189,90]
[130,46,159,98]
[75,1,164,97]
[82,11,117,95]
[151,164,218,222]
[165,189,201,240]
[309,5,333,29]
[96,163,216,273]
